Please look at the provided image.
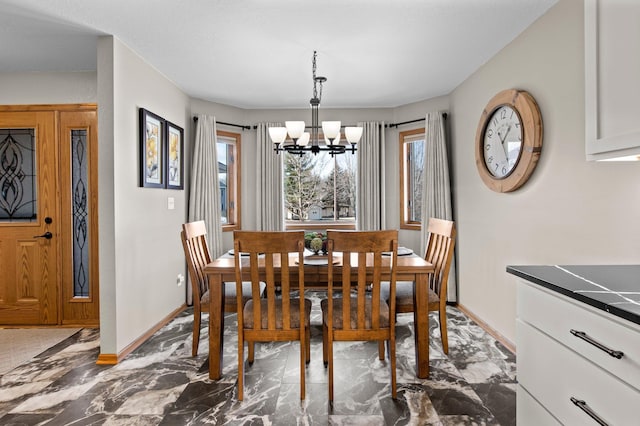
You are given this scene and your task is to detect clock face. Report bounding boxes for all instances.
[483,105,523,178]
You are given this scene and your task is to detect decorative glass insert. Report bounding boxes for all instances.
[72,130,90,298]
[0,128,37,222]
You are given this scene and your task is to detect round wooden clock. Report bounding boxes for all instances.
[475,89,543,193]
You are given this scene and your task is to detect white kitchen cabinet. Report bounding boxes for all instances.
[585,0,640,161]
[516,280,640,425]
[517,385,560,426]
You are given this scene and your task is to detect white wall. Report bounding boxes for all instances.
[450,0,640,345]
[0,71,96,104]
[99,36,191,354]
[97,37,117,354]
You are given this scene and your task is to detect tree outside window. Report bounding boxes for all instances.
[400,128,425,230]
[284,150,356,229]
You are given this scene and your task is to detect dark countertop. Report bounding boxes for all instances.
[507,265,640,326]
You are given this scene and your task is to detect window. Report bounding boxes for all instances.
[283,147,357,230]
[400,128,425,230]
[217,130,241,231]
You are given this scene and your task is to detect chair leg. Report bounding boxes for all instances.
[248,342,255,365]
[300,331,306,400]
[390,335,397,399]
[322,322,328,367]
[378,341,385,360]
[328,336,334,402]
[440,306,449,354]
[306,327,311,364]
[238,337,244,401]
[192,309,201,357]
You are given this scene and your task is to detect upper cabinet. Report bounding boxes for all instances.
[585,0,640,161]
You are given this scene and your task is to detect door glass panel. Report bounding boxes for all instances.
[71,129,90,298]
[0,128,37,222]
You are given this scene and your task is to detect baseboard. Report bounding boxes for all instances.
[96,354,118,365]
[455,303,516,354]
[95,304,187,365]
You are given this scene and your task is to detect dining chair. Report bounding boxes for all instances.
[381,217,456,354]
[321,229,399,401]
[233,230,311,401]
[180,221,265,357]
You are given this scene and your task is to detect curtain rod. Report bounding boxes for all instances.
[249,124,360,130]
[193,114,446,131]
[386,112,447,129]
[192,116,251,131]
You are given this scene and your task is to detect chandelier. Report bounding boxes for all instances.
[269,51,362,156]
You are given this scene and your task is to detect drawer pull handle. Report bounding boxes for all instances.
[570,397,609,426]
[569,329,624,359]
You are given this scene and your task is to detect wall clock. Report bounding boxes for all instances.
[475,89,543,193]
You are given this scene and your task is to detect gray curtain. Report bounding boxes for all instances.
[188,114,223,259]
[420,111,457,302]
[356,121,386,230]
[255,123,284,231]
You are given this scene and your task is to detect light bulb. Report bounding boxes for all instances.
[285,121,305,139]
[297,132,310,146]
[322,121,341,140]
[345,126,363,144]
[268,127,287,144]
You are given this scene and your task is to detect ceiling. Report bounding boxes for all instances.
[0,0,557,109]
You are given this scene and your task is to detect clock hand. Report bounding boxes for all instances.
[501,125,511,146]
[489,131,509,175]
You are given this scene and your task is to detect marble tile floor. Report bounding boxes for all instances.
[0,292,516,425]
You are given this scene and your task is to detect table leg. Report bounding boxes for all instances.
[413,273,430,378]
[209,274,225,380]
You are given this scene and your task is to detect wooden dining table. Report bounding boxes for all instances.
[203,252,434,380]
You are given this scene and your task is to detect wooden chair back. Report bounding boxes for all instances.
[326,230,398,338]
[324,229,398,400]
[233,230,308,400]
[180,220,212,356]
[181,221,211,308]
[424,218,457,305]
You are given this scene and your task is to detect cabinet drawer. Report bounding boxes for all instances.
[517,385,561,426]
[518,320,640,425]
[517,280,640,391]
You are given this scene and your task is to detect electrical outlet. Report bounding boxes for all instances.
[177,273,185,286]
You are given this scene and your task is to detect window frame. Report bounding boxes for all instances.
[399,128,425,231]
[217,130,241,232]
[282,137,357,231]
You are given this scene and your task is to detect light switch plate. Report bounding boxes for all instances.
[167,197,175,210]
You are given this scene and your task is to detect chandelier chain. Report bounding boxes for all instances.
[312,50,323,102]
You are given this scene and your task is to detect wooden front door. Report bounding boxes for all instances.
[0,111,59,324]
[0,105,99,326]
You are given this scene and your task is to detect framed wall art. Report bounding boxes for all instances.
[165,121,184,189]
[139,108,165,188]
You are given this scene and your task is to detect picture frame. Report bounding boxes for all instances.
[165,121,184,190]
[139,108,165,188]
